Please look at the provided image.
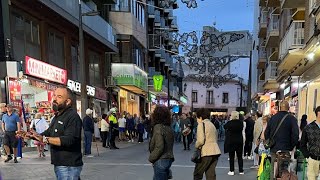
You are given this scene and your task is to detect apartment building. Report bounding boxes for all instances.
[0,0,117,117]
[254,0,320,119]
[147,0,184,113]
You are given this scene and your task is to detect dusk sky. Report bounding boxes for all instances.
[175,0,255,32]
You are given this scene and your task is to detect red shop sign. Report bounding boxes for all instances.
[25,56,67,85]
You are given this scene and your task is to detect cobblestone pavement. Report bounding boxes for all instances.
[0,141,258,180]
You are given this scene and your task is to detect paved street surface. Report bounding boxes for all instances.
[0,141,257,180]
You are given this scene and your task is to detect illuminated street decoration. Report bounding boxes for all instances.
[159,0,203,8]
[160,30,248,88]
[153,75,164,91]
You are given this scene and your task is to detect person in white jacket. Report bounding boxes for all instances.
[30,113,49,157]
[101,114,110,148]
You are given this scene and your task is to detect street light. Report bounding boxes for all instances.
[78,0,99,119]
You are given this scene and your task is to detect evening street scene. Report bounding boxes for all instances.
[0,0,317,179]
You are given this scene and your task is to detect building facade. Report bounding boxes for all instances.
[0,0,117,119]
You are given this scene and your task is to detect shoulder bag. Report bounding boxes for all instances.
[264,114,289,149]
[191,122,205,163]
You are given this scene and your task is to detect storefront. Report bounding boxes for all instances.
[283,82,299,117]
[7,56,67,124]
[112,63,148,116]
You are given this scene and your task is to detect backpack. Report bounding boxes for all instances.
[280,170,298,180]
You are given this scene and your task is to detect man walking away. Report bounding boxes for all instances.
[244,113,255,159]
[22,87,83,179]
[265,101,299,180]
[300,106,320,180]
[2,104,21,163]
[83,108,94,157]
[180,113,192,150]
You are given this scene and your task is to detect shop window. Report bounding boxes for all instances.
[10,11,40,62]
[89,51,101,86]
[223,92,229,104]
[48,32,65,68]
[71,45,80,81]
[192,91,198,103]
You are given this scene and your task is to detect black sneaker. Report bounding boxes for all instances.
[14,158,18,163]
[4,156,12,163]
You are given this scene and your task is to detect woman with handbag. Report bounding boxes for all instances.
[193,108,221,180]
[256,116,270,157]
[224,111,244,175]
[149,106,174,180]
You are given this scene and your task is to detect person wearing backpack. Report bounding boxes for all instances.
[300,106,320,180]
[264,101,299,180]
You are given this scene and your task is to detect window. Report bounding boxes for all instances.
[11,12,40,61]
[48,32,64,68]
[133,45,145,70]
[71,45,80,81]
[222,93,229,104]
[89,51,101,86]
[192,91,198,103]
[206,90,214,104]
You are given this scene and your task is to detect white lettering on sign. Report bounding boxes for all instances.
[25,56,67,84]
[67,80,81,93]
[87,86,95,97]
[67,79,95,97]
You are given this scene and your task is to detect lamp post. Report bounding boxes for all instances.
[78,0,99,118]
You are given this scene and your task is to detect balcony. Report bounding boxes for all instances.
[266,14,280,47]
[266,0,280,7]
[148,1,155,19]
[258,47,267,69]
[155,49,166,63]
[39,0,117,51]
[281,0,304,8]
[279,21,305,72]
[263,61,279,90]
[260,0,267,7]
[258,11,268,38]
[154,10,161,27]
[170,16,178,30]
[267,47,279,62]
[112,63,148,94]
[148,34,161,51]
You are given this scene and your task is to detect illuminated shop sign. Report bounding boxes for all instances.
[25,56,67,84]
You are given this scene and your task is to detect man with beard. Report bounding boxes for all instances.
[23,87,83,179]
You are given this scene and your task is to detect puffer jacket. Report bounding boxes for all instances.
[149,124,175,163]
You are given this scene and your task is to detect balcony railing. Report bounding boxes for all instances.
[259,47,267,59]
[265,61,278,80]
[148,34,161,50]
[279,21,305,60]
[41,0,116,46]
[268,14,280,32]
[260,11,268,24]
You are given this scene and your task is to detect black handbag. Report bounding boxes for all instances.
[191,122,205,163]
[264,114,288,149]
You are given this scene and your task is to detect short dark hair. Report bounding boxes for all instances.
[102,114,108,119]
[151,105,172,126]
[315,106,320,116]
[58,86,75,104]
[256,112,263,118]
[195,108,210,120]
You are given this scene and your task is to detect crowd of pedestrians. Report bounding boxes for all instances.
[1,92,320,180]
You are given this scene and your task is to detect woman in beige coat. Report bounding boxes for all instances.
[193,108,221,180]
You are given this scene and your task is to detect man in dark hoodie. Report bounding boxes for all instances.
[83,108,94,156]
[265,101,299,179]
[244,113,255,159]
[300,106,320,180]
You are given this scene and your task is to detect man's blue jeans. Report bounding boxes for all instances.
[84,131,92,155]
[153,159,173,180]
[54,166,82,180]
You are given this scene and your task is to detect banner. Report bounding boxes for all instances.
[153,75,163,91]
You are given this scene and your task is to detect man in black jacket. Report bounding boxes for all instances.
[265,101,299,179]
[25,87,83,179]
[83,108,94,156]
[300,106,320,180]
[244,113,255,159]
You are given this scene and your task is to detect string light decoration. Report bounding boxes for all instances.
[158,30,248,88]
[159,0,204,8]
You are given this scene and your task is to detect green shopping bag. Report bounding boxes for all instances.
[260,159,271,180]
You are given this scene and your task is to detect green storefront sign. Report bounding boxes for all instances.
[112,63,148,91]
